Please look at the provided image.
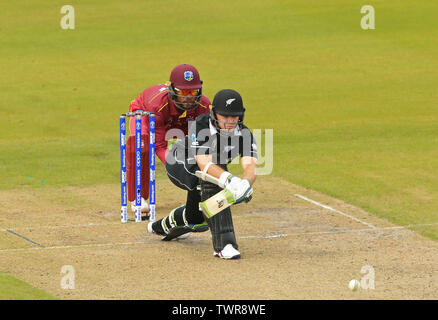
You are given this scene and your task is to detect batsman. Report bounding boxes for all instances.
[148,89,258,259]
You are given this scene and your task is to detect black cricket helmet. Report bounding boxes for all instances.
[210,89,245,125]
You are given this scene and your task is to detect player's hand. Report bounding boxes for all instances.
[237,179,253,204]
[226,178,253,204]
[224,175,242,199]
[224,175,241,189]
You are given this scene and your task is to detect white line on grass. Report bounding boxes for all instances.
[0,222,125,232]
[240,234,289,239]
[1,223,437,253]
[0,241,148,253]
[294,194,377,229]
[241,223,438,239]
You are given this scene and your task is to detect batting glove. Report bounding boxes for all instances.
[235,179,253,204]
[226,178,253,204]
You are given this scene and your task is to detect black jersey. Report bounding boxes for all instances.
[170,113,257,171]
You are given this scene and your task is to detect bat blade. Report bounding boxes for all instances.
[200,188,235,218]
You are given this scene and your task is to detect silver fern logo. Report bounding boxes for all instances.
[226,98,236,107]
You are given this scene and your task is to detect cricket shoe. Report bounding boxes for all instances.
[147,220,190,241]
[213,244,241,260]
[131,197,150,213]
[131,198,150,220]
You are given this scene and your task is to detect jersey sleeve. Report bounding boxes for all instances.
[239,127,258,159]
[129,91,146,113]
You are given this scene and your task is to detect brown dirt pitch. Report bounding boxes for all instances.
[0,176,437,299]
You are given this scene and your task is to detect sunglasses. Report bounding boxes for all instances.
[174,88,200,96]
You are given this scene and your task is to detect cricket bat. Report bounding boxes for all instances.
[199,188,236,218]
[195,170,236,218]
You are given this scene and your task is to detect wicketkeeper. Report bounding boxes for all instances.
[148,89,258,259]
[126,64,210,218]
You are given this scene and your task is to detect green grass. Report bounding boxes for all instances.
[0,0,436,232]
[0,0,437,298]
[0,274,58,300]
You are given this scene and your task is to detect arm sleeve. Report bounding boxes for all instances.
[129,93,145,113]
[240,128,258,159]
[129,90,169,164]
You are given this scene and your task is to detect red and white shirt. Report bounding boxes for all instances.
[129,84,210,164]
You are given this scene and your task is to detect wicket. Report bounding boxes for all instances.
[119,111,156,223]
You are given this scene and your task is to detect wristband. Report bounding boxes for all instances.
[197,161,214,180]
[202,161,214,175]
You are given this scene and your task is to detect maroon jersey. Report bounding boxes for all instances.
[129,84,210,163]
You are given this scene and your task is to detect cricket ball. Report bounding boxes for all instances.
[348,279,360,291]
